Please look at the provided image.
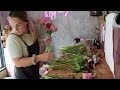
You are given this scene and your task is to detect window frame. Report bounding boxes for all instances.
[0,31,6,71]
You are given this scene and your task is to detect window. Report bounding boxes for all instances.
[0,31,6,71]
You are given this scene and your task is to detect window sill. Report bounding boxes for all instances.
[0,67,6,72]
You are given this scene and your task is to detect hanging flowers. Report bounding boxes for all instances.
[36,17,58,53]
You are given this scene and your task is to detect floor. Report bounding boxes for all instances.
[95,49,114,79]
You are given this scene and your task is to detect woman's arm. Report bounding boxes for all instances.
[12,53,55,67]
[13,57,34,67]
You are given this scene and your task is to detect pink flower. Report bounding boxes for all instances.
[82,73,92,79]
[36,17,58,37]
[87,73,92,79]
[41,17,50,23]
[50,25,58,32]
[37,17,50,24]
[46,23,52,29]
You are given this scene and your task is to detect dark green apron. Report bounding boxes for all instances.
[9,33,40,79]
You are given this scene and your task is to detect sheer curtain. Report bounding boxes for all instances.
[0,11,9,30]
[0,11,15,77]
[4,48,15,77]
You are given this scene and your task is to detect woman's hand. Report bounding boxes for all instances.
[36,53,55,62]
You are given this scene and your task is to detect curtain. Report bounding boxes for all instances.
[113,27,120,79]
[0,11,9,31]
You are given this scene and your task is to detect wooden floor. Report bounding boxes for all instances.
[95,49,114,79]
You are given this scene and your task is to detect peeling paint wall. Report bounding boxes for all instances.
[27,11,98,57]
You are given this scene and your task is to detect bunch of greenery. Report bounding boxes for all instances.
[59,44,87,56]
[46,44,96,79]
[49,55,88,73]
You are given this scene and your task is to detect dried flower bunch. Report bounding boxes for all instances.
[1,25,12,48]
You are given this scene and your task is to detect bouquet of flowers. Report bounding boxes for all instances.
[36,17,58,53]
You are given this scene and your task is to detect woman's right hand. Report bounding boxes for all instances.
[36,53,55,62]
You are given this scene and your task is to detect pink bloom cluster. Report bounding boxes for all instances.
[36,17,58,36]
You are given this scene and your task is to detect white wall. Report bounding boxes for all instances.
[27,11,99,57]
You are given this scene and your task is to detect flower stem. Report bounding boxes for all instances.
[45,44,52,53]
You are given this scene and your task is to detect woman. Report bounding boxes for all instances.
[6,11,55,79]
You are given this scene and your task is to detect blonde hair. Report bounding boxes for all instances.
[28,21,38,42]
[8,11,38,43]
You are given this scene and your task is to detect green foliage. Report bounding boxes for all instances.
[46,30,52,36]
[49,55,87,73]
[45,44,52,53]
[44,74,61,79]
[46,43,96,79]
[44,76,54,79]
[59,44,87,55]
